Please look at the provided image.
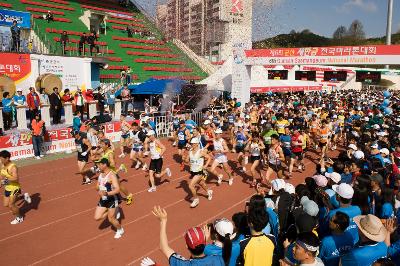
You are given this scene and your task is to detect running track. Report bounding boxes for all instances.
[0,140,335,265]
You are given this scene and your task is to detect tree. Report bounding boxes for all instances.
[289,29,297,35]
[333,25,347,39]
[301,29,311,34]
[347,20,365,39]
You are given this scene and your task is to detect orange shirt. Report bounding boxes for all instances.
[31,120,45,136]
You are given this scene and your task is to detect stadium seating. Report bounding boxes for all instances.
[10,0,207,82]
[0,2,12,8]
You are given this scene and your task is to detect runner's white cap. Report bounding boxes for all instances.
[353,150,365,160]
[203,120,211,125]
[380,148,389,156]
[348,144,357,150]
[147,130,155,136]
[215,128,223,134]
[332,183,354,199]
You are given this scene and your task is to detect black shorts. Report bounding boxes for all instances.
[190,170,204,178]
[207,144,214,152]
[4,188,21,197]
[78,154,89,162]
[121,133,129,139]
[319,142,327,148]
[250,155,261,163]
[97,195,118,208]
[149,158,163,173]
[235,145,245,153]
[291,151,303,159]
[91,146,97,150]
[269,163,282,173]
[178,141,187,150]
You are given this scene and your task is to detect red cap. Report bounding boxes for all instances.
[184,227,206,249]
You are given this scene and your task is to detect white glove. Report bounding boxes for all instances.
[81,151,88,156]
[140,257,156,266]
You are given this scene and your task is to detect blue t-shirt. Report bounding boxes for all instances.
[341,173,353,184]
[341,241,387,266]
[169,252,224,266]
[204,235,245,266]
[13,95,26,105]
[2,98,12,113]
[262,207,279,239]
[388,239,400,265]
[185,119,197,133]
[73,116,81,132]
[380,202,394,219]
[325,205,361,244]
[319,232,354,266]
[284,242,299,265]
[279,134,291,155]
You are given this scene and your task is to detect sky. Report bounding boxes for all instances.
[135,0,400,41]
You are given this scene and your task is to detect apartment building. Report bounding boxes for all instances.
[156,0,252,62]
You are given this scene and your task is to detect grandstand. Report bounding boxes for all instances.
[1,0,208,83]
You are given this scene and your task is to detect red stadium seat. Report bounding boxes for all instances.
[32,14,71,22]
[80,4,132,16]
[111,25,144,32]
[106,57,122,62]
[108,65,129,70]
[106,19,145,28]
[143,66,193,72]
[0,2,12,8]
[110,15,141,22]
[20,0,75,11]
[43,0,69,5]
[112,36,164,45]
[26,7,65,15]
[134,59,184,65]
[53,37,106,46]
[127,51,178,58]
[152,75,201,80]
[120,44,170,52]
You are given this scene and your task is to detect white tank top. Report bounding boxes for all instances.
[268,145,281,165]
[130,131,143,147]
[149,141,161,160]
[87,131,98,147]
[189,149,204,172]
[250,142,261,156]
[213,138,225,154]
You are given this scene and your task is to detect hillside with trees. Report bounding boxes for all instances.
[254,20,400,48]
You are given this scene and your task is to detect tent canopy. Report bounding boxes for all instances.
[127,78,187,95]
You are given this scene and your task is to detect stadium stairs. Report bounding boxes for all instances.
[3,0,208,84]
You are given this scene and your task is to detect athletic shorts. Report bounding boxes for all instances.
[149,158,163,174]
[215,154,228,164]
[269,163,282,173]
[4,188,21,197]
[78,154,89,162]
[190,171,206,180]
[97,195,118,209]
[235,145,245,153]
[250,155,261,163]
[319,141,327,148]
[178,141,187,150]
[291,151,303,160]
[121,133,129,139]
[207,144,214,152]
[132,146,143,152]
[282,148,292,157]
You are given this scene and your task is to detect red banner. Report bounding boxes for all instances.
[245,45,400,58]
[0,53,31,81]
[251,86,322,93]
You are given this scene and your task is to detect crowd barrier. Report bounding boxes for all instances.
[0,102,204,159]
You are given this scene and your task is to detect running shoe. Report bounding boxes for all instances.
[228,178,234,186]
[126,194,133,205]
[90,166,98,174]
[190,198,200,208]
[166,168,172,177]
[40,155,44,158]
[203,170,209,178]
[147,186,156,193]
[114,228,124,239]
[24,193,31,204]
[172,141,176,147]
[142,163,148,171]
[119,164,128,173]
[82,178,91,185]
[10,216,23,225]
[207,190,213,200]
[35,156,41,160]
[118,153,125,158]
[143,151,149,156]
[135,161,141,170]
[217,174,223,185]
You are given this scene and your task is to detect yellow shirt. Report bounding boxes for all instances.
[101,149,117,173]
[1,163,20,192]
[237,234,275,266]
[276,120,289,134]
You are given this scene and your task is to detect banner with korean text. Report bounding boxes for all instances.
[245,45,400,65]
[0,53,31,83]
[0,122,122,160]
